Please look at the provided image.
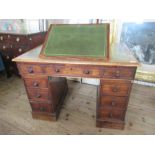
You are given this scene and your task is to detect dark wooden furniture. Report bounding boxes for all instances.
[13,43,139,129]
[13,24,139,129]
[0,31,47,77]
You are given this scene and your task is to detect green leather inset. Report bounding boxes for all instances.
[43,24,108,58]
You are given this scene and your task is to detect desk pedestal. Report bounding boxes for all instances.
[17,63,136,130]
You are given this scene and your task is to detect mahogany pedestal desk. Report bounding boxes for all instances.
[13,44,139,130]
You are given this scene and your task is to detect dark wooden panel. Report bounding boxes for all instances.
[101,66,136,80]
[101,80,132,96]
[100,96,128,109]
[45,64,100,78]
[19,64,44,75]
[98,108,125,121]
[96,119,125,129]
[24,77,48,89]
[26,88,49,102]
[30,102,52,113]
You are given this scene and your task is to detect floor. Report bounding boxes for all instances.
[0,74,155,135]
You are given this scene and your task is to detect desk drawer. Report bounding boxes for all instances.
[101,67,136,80]
[26,88,49,102]
[30,102,52,113]
[19,64,43,75]
[24,77,48,89]
[100,96,128,109]
[101,80,131,96]
[45,65,100,78]
[98,109,125,121]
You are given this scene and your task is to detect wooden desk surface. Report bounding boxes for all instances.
[13,43,139,67]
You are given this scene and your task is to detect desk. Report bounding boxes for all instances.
[13,43,138,130]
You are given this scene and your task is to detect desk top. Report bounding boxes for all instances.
[13,43,139,67]
[40,24,109,59]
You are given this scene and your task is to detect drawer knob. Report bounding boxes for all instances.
[28,67,33,73]
[33,82,39,87]
[115,70,120,77]
[84,70,90,74]
[36,94,41,98]
[111,101,116,106]
[55,68,60,73]
[112,87,119,92]
[109,113,113,118]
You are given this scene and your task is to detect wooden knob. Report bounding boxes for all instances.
[55,68,60,72]
[115,70,120,77]
[112,87,119,92]
[36,94,41,98]
[33,82,39,87]
[111,101,115,106]
[28,67,33,73]
[84,70,90,74]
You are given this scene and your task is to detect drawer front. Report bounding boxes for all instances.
[45,65,100,78]
[101,67,136,80]
[101,80,131,96]
[100,96,128,109]
[99,109,125,121]
[19,64,43,75]
[24,77,48,89]
[26,88,49,102]
[31,103,52,113]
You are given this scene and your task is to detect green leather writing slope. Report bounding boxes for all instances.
[40,24,109,60]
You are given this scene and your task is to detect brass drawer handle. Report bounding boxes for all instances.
[28,67,33,73]
[55,68,60,73]
[36,94,41,98]
[33,82,39,87]
[84,70,90,74]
